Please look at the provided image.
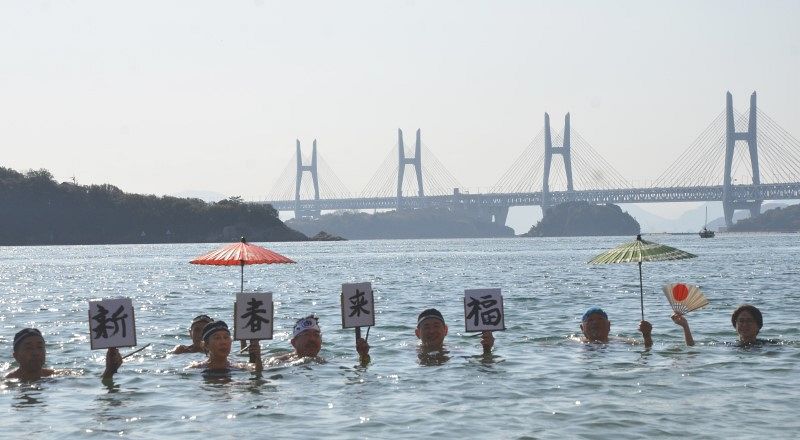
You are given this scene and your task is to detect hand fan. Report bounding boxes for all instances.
[662,282,709,315]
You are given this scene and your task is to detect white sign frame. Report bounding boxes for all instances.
[341,282,375,328]
[88,298,137,350]
[464,288,505,332]
[234,292,274,341]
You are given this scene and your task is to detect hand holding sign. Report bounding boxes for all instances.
[341,282,375,364]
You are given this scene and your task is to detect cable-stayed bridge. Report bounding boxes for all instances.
[263,92,800,228]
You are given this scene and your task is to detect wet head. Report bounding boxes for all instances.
[580,307,611,343]
[732,304,762,344]
[292,329,322,357]
[190,315,213,346]
[291,315,322,357]
[202,321,232,358]
[416,308,448,349]
[13,328,46,373]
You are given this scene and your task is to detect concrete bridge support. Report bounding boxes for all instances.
[542,113,574,214]
[490,206,509,226]
[723,91,761,227]
[458,205,510,227]
[397,129,424,209]
[295,139,321,219]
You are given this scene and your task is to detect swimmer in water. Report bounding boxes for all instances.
[5,328,122,381]
[415,308,494,357]
[189,320,262,372]
[579,307,653,348]
[671,303,766,347]
[172,314,214,354]
[268,315,369,365]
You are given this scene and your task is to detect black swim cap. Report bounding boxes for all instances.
[13,328,43,352]
[417,309,445,327]
[202,320,230,342]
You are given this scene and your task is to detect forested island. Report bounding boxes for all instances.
[521,202,640,237]
[287,208,515,239]
[0,167,306,245]
[728,203,800,232]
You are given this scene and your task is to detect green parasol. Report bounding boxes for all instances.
[588,234,697,320]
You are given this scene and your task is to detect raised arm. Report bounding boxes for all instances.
[670,314,695,346]
[639,321,653,349]
[356,337,370,366]
[249,339,263,372]
[101,347,123,380]
[481,331,494,355]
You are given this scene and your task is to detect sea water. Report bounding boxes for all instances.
[1,235,799,439]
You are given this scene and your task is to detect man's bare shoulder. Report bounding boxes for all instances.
[5,368,58,380]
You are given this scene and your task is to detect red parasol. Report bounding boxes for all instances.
[190,237,295,292]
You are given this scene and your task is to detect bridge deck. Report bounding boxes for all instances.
[263,183,800,211]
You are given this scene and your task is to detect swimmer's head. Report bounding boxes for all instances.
[580,307,610,343]
[581,307,608,322]
[202,320,230,343]
[13,328,43,353]
[416,309,448,349]
[732,304,762,343]
[12,328,46,372]
[731,304,762,329]
[291,315,321,357]
[190,314,214,344]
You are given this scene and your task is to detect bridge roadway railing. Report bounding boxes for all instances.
[263,183,800,211]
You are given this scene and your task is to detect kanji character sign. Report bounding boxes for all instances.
[464,288,505,332]
[88,298,137,349]
[234,292,274,340]
[341,282,375,329]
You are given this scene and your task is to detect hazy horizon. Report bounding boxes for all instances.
[2,1,799,232]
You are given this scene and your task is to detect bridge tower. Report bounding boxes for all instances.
[295,139,320,219]
[541,113,574,213]
[723,91,761,227]
[397,128,424,209]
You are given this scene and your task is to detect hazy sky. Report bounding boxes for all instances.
[2,1,798,226]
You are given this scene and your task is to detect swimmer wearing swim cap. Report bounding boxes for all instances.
[6,327,123,381]
[173,314,214,354]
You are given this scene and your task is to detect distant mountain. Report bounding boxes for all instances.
[287,208,515,239]
[619,205,678,233]
[0,167,306,245]
[728,203,800,232]
[624,202,793,233]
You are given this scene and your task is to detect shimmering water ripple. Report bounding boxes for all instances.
[1,235,799,438]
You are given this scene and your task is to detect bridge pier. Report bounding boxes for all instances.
[542,113,574,214]
[295,139,321,219]
[397,129,424,210]
[723,91,761,227]
[457,205,509,226]
[491,206,509,226]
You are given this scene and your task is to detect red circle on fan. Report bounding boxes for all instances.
[672,284,689,301]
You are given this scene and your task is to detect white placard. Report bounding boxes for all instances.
[341,282,375,328]
[234,292,274,340]
[88,298,137,349]
[464,288,505,332]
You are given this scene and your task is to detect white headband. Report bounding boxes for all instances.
[292,316,320,338]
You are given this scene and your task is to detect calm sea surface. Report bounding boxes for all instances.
[1,235,799,439]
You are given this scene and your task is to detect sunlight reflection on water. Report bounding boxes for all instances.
[1,235,799,438]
